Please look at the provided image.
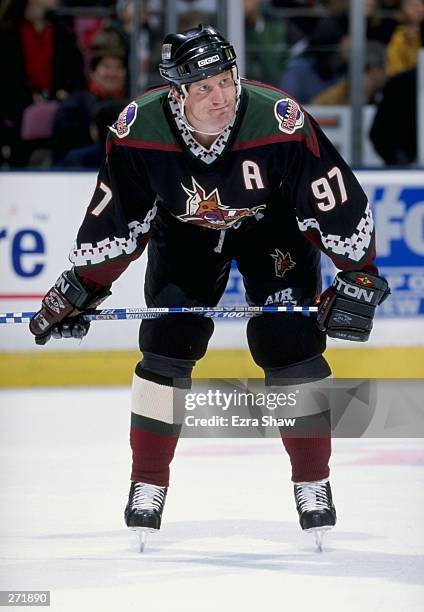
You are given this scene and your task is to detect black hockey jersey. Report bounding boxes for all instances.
[69,80,377,289]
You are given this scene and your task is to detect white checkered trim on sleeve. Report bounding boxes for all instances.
[69,204,157,267]
[296,201,374,262]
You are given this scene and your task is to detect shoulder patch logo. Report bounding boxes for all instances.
[274,97,304,134]
[110,101,138,139]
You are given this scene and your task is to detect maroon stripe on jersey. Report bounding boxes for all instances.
[330,248,378,275]
[241,80,320,157]
[0,293,45,299]
[111,138,182,152]
[139,84,169,96]
[233,132,320,157]
[242,78,288,95]
[303,112,320,157]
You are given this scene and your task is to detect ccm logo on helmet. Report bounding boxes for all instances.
[333,276,374,303]
[198,54,220,68]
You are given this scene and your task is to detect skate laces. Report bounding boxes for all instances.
[131,482,166,512]
[295,480,330,513]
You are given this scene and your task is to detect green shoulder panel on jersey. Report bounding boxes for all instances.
[234,80,320,156]
[107,85,182,151]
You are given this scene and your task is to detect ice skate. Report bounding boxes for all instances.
[294,478,336,551]
[125,481,167,552]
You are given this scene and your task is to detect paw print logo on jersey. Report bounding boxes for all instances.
[271,249,296,278]
[274,98,304,135]
[179,177,266,229]
[110,101,138,139]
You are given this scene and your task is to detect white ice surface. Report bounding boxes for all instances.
[0,387,423,612]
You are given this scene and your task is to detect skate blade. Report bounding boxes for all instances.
[128,526,158,553]
[304,525,333,552]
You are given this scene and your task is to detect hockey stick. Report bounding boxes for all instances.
[0,305,318,325]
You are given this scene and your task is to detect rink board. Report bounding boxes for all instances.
[1,346,424,387]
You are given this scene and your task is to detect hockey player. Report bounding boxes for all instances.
[29,25,389,551]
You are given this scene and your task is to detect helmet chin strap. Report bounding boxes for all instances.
[176,66,241,137]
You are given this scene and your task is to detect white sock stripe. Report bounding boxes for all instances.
[131,374,175,424]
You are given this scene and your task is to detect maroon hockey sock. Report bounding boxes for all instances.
[130,427,180,487]
[281,435,331,483]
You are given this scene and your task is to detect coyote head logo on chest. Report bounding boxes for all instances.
[179,177,266,229]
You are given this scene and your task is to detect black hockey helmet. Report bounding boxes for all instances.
[159,24,237,87]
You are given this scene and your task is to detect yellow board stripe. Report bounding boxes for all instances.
[1,347,423,387]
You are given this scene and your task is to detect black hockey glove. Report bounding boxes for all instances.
[316,271,390,342]
[29,269,111,345]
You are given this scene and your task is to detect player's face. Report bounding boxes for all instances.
[184,71,236,133]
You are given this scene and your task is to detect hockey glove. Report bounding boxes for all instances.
[316,271,390,342]
[29,269,111,345]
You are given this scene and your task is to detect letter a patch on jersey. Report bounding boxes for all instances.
[274,98,304,134]
[110,101,138,138]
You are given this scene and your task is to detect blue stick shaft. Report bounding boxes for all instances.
[0,305,318,325]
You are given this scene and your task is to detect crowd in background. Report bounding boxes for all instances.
[0,0,422,169]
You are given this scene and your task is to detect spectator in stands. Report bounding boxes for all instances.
[59,98,127,168]
[244,0,302,87]
[386,0,424,76]
[51,52,127,164]
[366,0,400,44]
[59,1,115,6]
[178,9,216,30]
[294,0,400,49]
[310,40,387,105]
[176,0,216,28]
[88,20,128,71]
[0,0,85,166]
[280,15,349,103]
[271,0,321,39]
[311,3,349,47]
[369,67,417,165]
[273,0,400,44]
[104,0,159,91]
